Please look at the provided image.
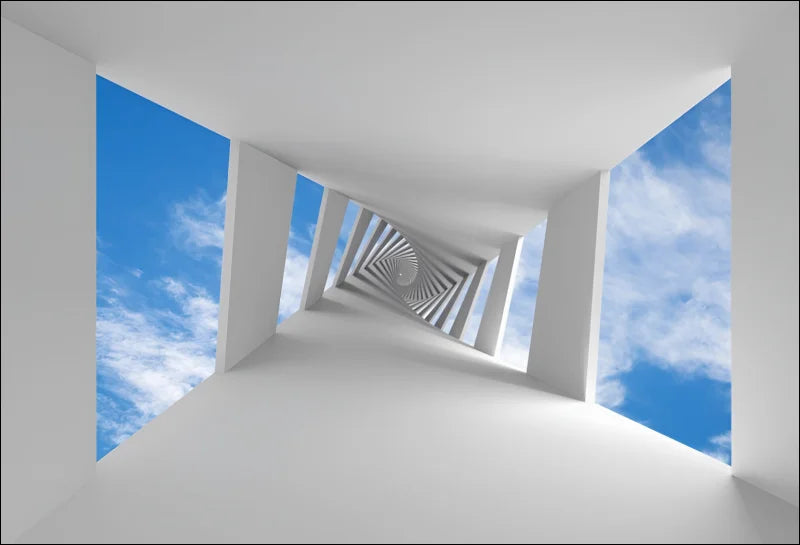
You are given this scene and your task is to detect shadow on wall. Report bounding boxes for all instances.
[732,478,799,543]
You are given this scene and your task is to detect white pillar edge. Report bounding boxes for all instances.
[434,273,468,329]
[449,260,487,340]
[354,219,389,273]
[216,141,297,373]
[474,237,524,356]
[301,187,349,309]
[334,207,373,287]
[527,171,609,402]
[1,18,97,543]
[730,13,799,506]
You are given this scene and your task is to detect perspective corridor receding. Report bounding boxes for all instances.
[1,2,797,543]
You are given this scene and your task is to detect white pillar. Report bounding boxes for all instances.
[355,219,388,273]
[1,19,96,544]
[301,188,349,309]
[527,171,609,402]
[731,15,799,506]
[474,238,523,356]
[434,274,467,329]
[449,261,487,340]
[216,141,296,373]
[335,207,374,287]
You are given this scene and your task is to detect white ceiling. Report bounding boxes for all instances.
[1,2,776,261]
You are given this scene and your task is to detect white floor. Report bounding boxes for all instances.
[20,278,799,543]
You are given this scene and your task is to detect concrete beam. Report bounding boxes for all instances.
[527,171,609,402]
[334,207,373,287]
[301,188,348,309]
[449,261,487,340]
[216,141,296,373]
[474,238,523,356]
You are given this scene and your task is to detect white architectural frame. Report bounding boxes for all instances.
[301,187,349,310]
[1,3,797,542]
[215,141,296,373]
[528,171,609,402]
[474,237,523,356]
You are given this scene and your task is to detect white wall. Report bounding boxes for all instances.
[215,141,296,373]
[1,18,96,544]
[18,278,798,543]
[731,6,799,507]
[528,171,609,402]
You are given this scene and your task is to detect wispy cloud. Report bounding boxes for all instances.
[98,188,319,454]
[597,145,731,407]
[167,188,314,322]
[703,430,731,464]
[305,222,317,243]
[487,91,730,415]
[97,278,217,445]
[168,189,317,324]
[171,192,226,257]
[98,191,227,453]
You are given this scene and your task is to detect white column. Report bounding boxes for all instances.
[434,274,467,329]
[301,188,349,309]
[449,261,487,340]
[474,238,523,356]
[355,219,388,273]
[527,171,609,402]
[334,207,373,287]
[215,141,296,373]
[731,17,799,506]
[1,19,96,544]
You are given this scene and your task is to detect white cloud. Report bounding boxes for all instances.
[710,430,731,448]
[489,107,730,412]
[97,278,218,444]
[700,114,731,176]
[171,192,226,256]
[305,222,317,243]
[598,148,731,397]
[97,191,316,452]
[702,139,730,176]
[595,378,626,409]
[97,275,129,304]
[703,430,731,464]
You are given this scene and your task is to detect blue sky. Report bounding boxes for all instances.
[96,77,358,458]
[471,80,732,463]
[96,76,731,464]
